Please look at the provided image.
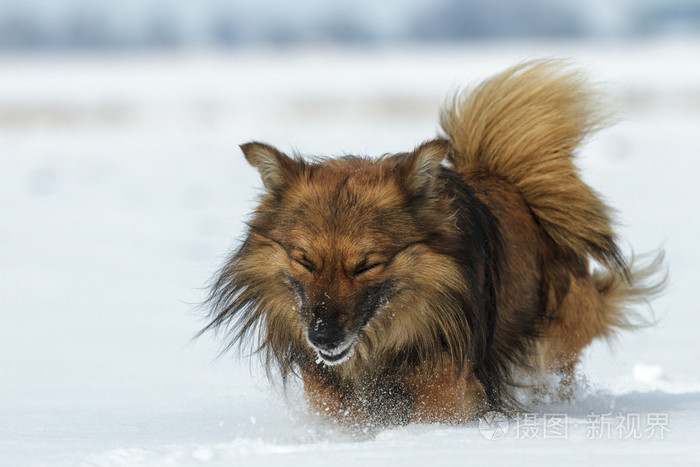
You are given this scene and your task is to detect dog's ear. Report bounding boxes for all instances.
[397,139,448,197]
[240,142,299,192]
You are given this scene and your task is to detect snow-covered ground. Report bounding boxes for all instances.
[1,39,699,466]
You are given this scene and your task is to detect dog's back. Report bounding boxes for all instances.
[442,60,665,392]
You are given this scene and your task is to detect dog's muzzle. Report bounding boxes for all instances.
[307,322,357,365]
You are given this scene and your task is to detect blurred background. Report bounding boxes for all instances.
[1,1,699,465]
[0,0,698,48]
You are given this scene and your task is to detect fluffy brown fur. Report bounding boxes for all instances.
[202,60,664,427]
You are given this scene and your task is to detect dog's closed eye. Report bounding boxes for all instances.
[353,260,383,277]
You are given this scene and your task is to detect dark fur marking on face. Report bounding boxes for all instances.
[357,280,395,327]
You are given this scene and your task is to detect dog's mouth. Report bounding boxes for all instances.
[312,338,358,366]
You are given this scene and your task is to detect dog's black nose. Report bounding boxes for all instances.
[307,320,345,350]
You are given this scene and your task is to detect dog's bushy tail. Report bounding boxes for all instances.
[441,59,626,273]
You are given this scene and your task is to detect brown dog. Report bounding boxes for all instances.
[203,60,664,427]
